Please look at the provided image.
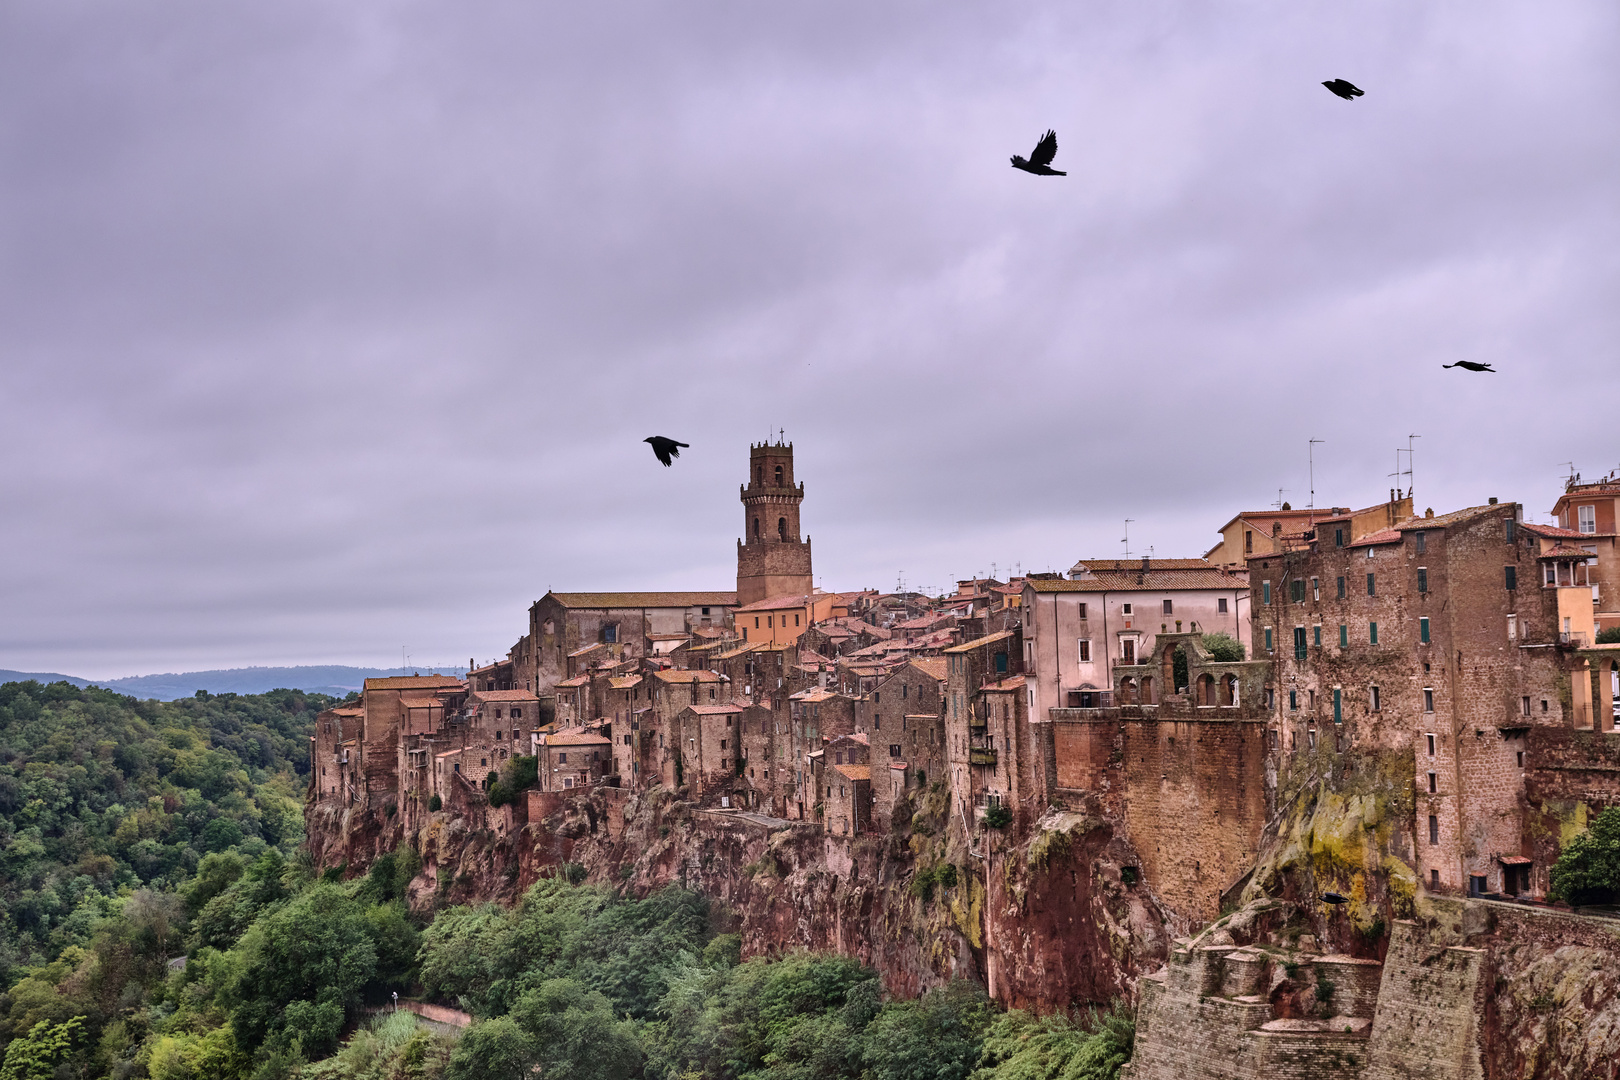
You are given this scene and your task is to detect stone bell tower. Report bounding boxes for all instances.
[736,440,814,606]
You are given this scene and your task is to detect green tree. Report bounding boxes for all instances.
[1595,626,1620,644]
[1550,805,1620,903]
[864,980,995,1080]
[226,883,377,1059]
[1199,633,1245,662]
[971,1001,1134,1080]
[0,1016,84,1080]
[445,1016,533,1080]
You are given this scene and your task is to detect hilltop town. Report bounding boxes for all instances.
[307,441,1620,1080]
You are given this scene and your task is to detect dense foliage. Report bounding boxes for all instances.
[0,680,332,973]
[1549,805,1620,903]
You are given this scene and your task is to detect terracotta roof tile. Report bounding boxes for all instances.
[1028,570,1245,592]
[834,764,871,782]
[944,630,1016,653]
[1347,528,1403,548]
[364,674,464,690]
[1522,522,1593,540]
[544,732,612,746]
[651,669,726,683]
[908,658,948,682]
[472,689,540,702]
[684,704,744,714]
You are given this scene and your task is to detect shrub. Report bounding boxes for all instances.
[911,866,938,903]
[1549,805,1620,903]
[1201,632,1246,662]
[1596,626,1620,645]
[428,794,442,812]
[982,804,1013,829]
[936,863,959,889]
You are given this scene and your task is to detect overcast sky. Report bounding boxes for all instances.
[2,0,1616,678]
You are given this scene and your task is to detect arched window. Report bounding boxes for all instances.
[754,517,761,538]
[774,464,783,485]
[778,517,788,540]
[756,466,763,483]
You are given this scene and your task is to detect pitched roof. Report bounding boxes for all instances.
[1068,558,1213,573]
[833,731,870,745]
[472,689,539,702]
[944,630,1016,654]
[1347,528,1403,549]
[683,704,744,714]
[908,657,948,682]
[1027,570,1244,593]
[735,592,822,612]
[542,591,738,609]
[833,764,871,782]
[651,668,726,684]
[568,643,607,658]
[1522,522,1594,540]
[1393,505,1499,532]
[981,676,1027,691]
[607,676,643,689]
[790,686,843,702]
[554,675,590,688]
[715,643,767,660]
[544,731,612,746]
[364,674,464,690]
[1539,544,1596,560]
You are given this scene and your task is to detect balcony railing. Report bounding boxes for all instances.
[969,748,998,767]
[1561,631,1589,647]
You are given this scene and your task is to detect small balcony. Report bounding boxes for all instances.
[969,748,998,767]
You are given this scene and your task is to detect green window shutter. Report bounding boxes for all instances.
[1417,568,1427,593]
[1333,688,1342,724]
[1367,572,1376,596]
[1294,628,1308,660]
[1339,624,1348,647]
[1336,576,1345,599]
[1420,617,1430,644]
[1314,625,1322,646]
[1263,582,1271,605]
[1264,628,1273,651]
[1370,622,1379,645]
[1505,566,1517,590]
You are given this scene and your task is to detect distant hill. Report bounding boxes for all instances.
[0,664,468,701]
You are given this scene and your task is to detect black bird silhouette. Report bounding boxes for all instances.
[1323,79,1365,100]
[1443,361,1496,373]
[644,436,690,467]
[1320,892,1351,905]
[1011,130,1066,176]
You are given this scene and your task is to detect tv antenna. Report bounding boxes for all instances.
[1272,488,1289,510]
[1308,438,1325,523]
[1122,519,1135,559]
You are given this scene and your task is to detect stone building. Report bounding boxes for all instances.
[1249,500,1601,897]
[1022,563,1252,723]
[670,704,744,794]
[1204,494,1413,567]
[735,591,846,645]
[537,729,612,791]
[526,591,738,694]
[736,440,814,606]
[855,658,947,824]
[942,630,1031,830]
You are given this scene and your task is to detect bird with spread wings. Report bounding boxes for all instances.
[644,436,690,466]
[1011,130,1066,176]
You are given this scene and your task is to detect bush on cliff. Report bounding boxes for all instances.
[1549,805,1620,904]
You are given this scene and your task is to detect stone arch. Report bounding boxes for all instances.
[775,464,784,486]
[1141,676,1155,704]
[1197,673,1216,706]
[778,517,788,540]
[1121,677,1138,704]
[753,517,761,538]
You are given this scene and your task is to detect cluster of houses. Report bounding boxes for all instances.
[311,443,1620,911]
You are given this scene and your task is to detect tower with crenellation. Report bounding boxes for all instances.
[736,440,813,606]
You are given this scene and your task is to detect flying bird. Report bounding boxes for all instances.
[1011,130,1066,176]
[1442,361,1496,373]
[644,436,690,467]
[1323,79,1364,100]
[1320,892,1350,905]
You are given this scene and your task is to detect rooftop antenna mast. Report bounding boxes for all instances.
[1273,488,1289,510]
[1406,434,1419,499]
[1308,438,1325,525]
[1122,519,1134,559]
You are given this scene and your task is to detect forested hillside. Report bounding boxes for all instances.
[0,680,331,973]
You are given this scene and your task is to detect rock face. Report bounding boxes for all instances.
[306,782,1172,1007]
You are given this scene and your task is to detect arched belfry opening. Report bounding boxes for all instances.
[737,439,814,605]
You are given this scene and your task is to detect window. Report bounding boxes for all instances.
[1578,505,1597,534]
[1505,565,1517,590]
[1517,751,1524,768]
[1289,689,1298,711]
[1545,564,1557,586]
[495,729,503,740]
[1522,696,1531,716]
[1417,567,1428,594]
[1429,815,1440,846]
[1334,528,1345,547]
[1367,546,1376,559]
[778,517,787,540]
[1420,617,1430,644]
[1218,598,1228,613]
[767,615,773,628]
[1431,869,1440,889]
[1314,625,1322,647]
[1079,602,1088,618]
[1415,531,1426,553]
[754,617,761,629]
[1122,602,1133,616]
[1163,599,1174,615]
[1371,686,1380,711]
[1367,572,1376,596]
[795,613,800,626]
[1294,627,1308,660]
[1312,577,1320,601]
[1370,622,1379,645]
[1264,627,1273,652]
[1336,576,1346,599]
[1262,582,1272,605]
[511,708,521,721]
[559,753,568,764]
[1078,639,1091,663]
[1505,519,1516,543]
[890,745,902,758]
[1424,688,1435,712]
[1308,728,1317,749]
[1542,698,1549,713]
[1428,772,1436,793]
[1427,733,1436,756]
[1332,687,1342,724]
[753,517,760,537]
[774,464,783,485]
[602,623,618,644]
[702,606,711,616]
[1291,580,1306,603]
